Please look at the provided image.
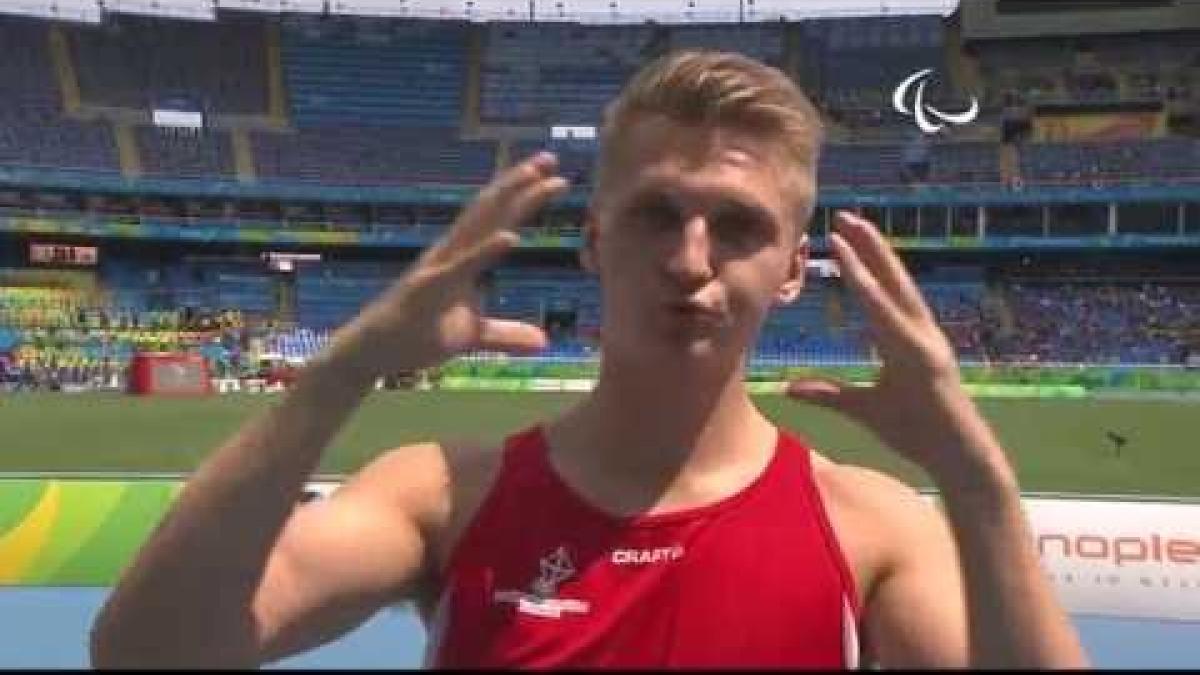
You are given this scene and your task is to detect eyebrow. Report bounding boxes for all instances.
[622,184,781,229]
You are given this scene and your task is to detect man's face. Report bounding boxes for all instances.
[585,115,813,367]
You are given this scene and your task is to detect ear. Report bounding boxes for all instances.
[775,233,809,306]
[579,209,600,275]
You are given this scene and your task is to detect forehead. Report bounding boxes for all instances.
[601,115,808,220]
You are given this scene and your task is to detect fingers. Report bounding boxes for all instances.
[501,173,571,231]
[484,151,560,200]
[476,318,548,354]
[438,165,570,281]
[785,376,845,407]
[450,229,520,282]
[434,152,568,263]
[829,231,915,350]
[834,211,933,322]
[785,375,865,416]
[469,152,566,235]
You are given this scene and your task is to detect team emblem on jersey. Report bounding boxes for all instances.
[493,545,591,618]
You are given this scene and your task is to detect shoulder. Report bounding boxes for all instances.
[337,435,510,541]
[807,452,950,592]
[810,453,933,520]
[808,455,969,668]
[337,429,527,583]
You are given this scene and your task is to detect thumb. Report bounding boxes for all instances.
[476,317,548,355]
[785,376,862,415]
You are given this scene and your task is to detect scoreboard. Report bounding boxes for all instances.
[29,243,98,266]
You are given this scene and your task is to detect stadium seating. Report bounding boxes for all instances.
[3,257,1197,373]
[101,257,275,317]
[997,282,1198,364]
[0,17,62,112]
[1,10,1198,382]
[480,22,786,126]
[295,261,405,329]
[1020,138,1200,184]
[68,14,269,114]
[797,16,949,112]
[481,23,650,125]
[759,280,871,363]
[919,280,988,360]
[280,16,467,128]
[929,142,1002,184]
[279,266,875,364]
[0,287,90,329]
[485,266,602,334]
[518,138,1005,188]
[136,126,235,178]
[0,112,119,173]
[668,24,785,65]
[252,126,496,186]
[819,144,906,186]
[0,12,1194,191]
[0,17,120,173]
[265,326,330,363]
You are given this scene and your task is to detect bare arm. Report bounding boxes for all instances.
[90,353,378,668]
[252,443,444,663]
[934,438,1085,668]
[857,432,1082,668]
[843,470,969,668]
[89,153,568,669]
[788,211,1086,668]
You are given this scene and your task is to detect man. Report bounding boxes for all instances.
[91,51,1087,668]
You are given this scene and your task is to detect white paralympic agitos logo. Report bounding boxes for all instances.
[892,68,979,135]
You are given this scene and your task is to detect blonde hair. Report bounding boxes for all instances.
[594,50,824,224]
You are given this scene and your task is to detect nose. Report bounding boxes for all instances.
[664,214,715,289]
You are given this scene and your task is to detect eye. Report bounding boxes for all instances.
[712,208,769,249]
[628,198,682,231]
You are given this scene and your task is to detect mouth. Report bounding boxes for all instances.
[666,301,727,327]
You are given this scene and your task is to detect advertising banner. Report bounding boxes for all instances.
[1033,112,1166,143]
[921,493,1200,622]
[3,476,1197,623]
[1023,496,1200,622]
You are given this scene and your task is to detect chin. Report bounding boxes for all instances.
[675,336,724,358]
[604,317,748,367]
[648,333,742,368]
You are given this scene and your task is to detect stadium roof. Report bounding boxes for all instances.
[3,0,958,24]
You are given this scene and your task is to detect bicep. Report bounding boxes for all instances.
[252,449,442,664]
[862,495,969,668]
[252,496,426,663]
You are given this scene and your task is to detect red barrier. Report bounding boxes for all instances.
[127,352,212,396]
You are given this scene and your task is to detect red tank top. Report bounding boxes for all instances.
[426,425,863,668]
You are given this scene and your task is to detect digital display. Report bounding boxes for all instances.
[29,243,98,266]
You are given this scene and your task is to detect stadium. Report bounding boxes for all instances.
[0,0,1197,667]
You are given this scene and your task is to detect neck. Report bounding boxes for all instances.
[547,351,775,482]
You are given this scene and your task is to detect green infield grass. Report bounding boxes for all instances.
[1,391,1196,497]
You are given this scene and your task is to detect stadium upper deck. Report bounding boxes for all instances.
[0,7,1197,376]
[0,10,1195,193]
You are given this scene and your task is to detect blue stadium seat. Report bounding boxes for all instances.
[281,16,467,128]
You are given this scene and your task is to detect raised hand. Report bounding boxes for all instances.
[327,152,570,379]
[785,211,1005,482]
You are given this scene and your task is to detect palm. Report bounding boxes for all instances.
[333,153,569,375]
[432,290,492,356]
[787,212,993,475]
[853,365,962,469]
